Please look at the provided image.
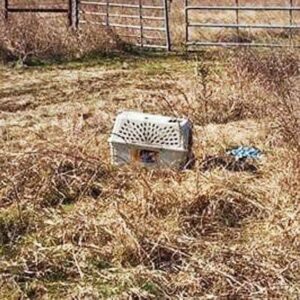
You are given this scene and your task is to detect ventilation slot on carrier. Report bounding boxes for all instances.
[118,120,180,147]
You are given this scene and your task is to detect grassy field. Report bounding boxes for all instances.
[0,50,299,299]
[0,1,300,299]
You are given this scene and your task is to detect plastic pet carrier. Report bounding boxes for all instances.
[108,111,193,169]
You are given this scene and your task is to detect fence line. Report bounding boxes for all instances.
[3,0,78,27]
[185,0,300,48]
[79,0,171,50]
[2,1,300,50]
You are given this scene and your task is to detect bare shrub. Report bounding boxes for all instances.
[274,84,300,151]
[153,53,267,126]
[237,49,300,88]
[236,50,300,151]
[0,145,108,209]
[0,14,115,64]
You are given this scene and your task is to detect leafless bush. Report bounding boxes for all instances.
[0,147,107,210]
[153,53,268,126]
[237,49,299,88]
[0,14,115,64]
[236,50,300,151]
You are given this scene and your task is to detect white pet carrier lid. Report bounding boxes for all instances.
[108,111,191,151]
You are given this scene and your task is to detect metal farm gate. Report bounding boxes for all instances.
[79,0,171,50]
[3,1,300,50]
[185,0,300,48]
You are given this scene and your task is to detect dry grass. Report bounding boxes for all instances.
[0,1,300,299]
[0,48,299,298]
[0,13,118,64]
[171,0,300,47]
[1,0,300,63]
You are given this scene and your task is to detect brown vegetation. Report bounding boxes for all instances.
[0,1,300,299]
[0,13,116,64]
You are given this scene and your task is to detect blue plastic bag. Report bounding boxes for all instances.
[227,146,262,160]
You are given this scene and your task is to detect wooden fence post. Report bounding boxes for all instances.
[75,0,79,28]
[68,0,72,26]
[4,0,9,19]
[69,0,79,28]
[164,0,171,51]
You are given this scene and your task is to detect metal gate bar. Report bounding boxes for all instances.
[185,1,300,48]
[80,2,164,9]
[79,0,170,50]
[3,0,77,27]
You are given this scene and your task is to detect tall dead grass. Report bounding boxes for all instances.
[0,13,116,64]
[236,49,300,151]
[0,48,299,298]
[1,1,299,62]
[0,2,299,299]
